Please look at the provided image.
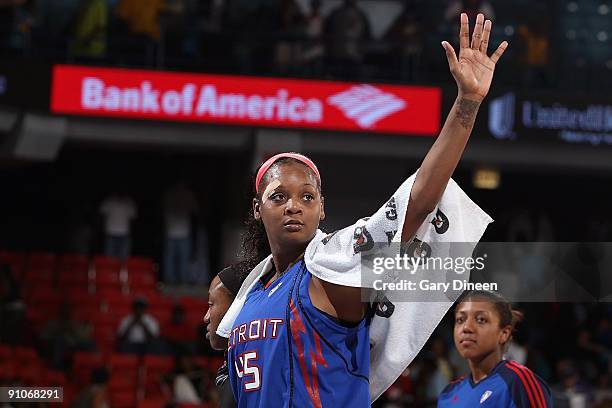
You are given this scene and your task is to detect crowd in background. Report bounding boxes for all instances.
[1,0,608,91]
[1,197,611,407]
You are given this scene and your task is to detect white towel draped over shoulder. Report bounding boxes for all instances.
[217,171,493,402]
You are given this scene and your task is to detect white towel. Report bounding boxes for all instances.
[217,171,493,402]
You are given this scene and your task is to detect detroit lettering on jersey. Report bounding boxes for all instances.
[227,318,285,351]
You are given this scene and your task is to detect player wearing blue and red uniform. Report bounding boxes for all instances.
[438,291,552,407]
[228,259,370,407]
[226,11,510,407]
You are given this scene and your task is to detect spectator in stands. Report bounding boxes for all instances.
[594,373,612,407]
[0,0,35,49]
[162,181,198,284]
[204,265,245,408]
[115,0,164,40]
[384,0,424,81]
[552,360,593,407]
[324,0,371,78]
[99,191,137,260]
[71,367,110,408]
[41,302,95,369]
[72,0,107,59]
[445,0,495,22]
[517,11,551,88]
[117,298,160,353]
[0,0,21,47]
[273,0,305,74]
[297,0,325,74]
[165,351,207,404]
[162,304,196,353]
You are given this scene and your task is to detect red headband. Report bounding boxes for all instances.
[255,153,320,194]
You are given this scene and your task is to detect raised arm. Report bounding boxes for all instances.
[402,13,507,242]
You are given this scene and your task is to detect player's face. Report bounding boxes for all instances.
[204,276,233,350]
[254,162,324,252]
[453,300,511,361]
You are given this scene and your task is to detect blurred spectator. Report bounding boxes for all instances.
[324,0,371,78]
[71,367,110,408]
[41,302,95,369]
[273,0,304,73]
[594,373,612,407]
[384,0,423,81]
[99,192,137,260]
[72,0,107,59]
[164,352,207,404]
[445,0,495,22]
[0,263,25,345]
[115,0,164,40]
[163,181,198,284]
[117,298,160,353]
[576,327,610,373]
[427,337,453,400]
[517,12,551,88]
[506,340,528,365]
[0,0,34,50]
[297,0,325,74]
[553,360,593,408]
[162,304,196,353]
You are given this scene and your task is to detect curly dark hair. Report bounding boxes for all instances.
[233,157,322,278]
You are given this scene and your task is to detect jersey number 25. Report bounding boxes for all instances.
[235,351,261,392]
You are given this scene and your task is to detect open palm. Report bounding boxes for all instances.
[442,13,508,102]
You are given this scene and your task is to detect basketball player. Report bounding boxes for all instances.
[438,291,552,407]
[227,13,508,407]
[204,266,245,408]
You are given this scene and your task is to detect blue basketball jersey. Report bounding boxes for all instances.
[227,259,371,407]
[438,360,552,407]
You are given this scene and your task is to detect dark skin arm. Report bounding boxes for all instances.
[310,13,508,323]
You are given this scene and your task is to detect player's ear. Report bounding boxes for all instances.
[253,198,261,220]
[499,325,512,345]
[319,195,325,221]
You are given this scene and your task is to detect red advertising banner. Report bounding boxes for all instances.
[51,65,441,136]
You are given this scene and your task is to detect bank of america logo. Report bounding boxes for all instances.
[327,85,406,128]
[488,92,516,140]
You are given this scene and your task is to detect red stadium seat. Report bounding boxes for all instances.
[42,369,67,386]
[28,251,56,270]
[0,250,25,278]
[142,355,174,398]
[14,346,40,363]
[24,267,55,284]
[126,257,155,273]
[73,303,101,323]
[109,354,140,393]
[109,390,138,408]
[178,297,208,314]
[192,357,210,371]
[72,351,107,387]
[93,320,119,355]
[0,360,16,381]
[59,254,90,272]
[0,344,12,360]
[138,398,170,408]
[59,269,90,286]
[17,360,45,385]
[93,256,122,271]
[129,287,159,300]
[127,269,157,290]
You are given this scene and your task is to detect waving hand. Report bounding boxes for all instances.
[442,13,508,102]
